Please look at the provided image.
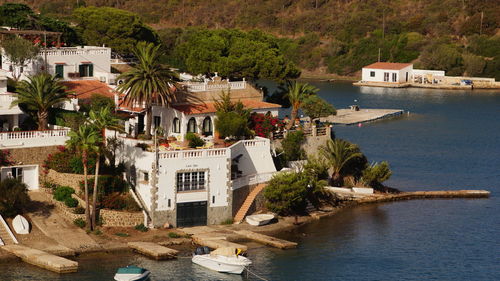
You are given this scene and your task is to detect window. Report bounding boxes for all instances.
[154,116,161,128]
[187,117,197,133]
[55,64,64,78]
[176,171,206,192]
[392,73,397,82]
[79,63,94,77]
[9,167,23,182]
[172,118,180,133]
[202,117,212,136]
[370,71,375,77]
[406,72,408,82]
[384,72,389,82]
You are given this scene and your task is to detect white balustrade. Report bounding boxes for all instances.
[184,80,246,92]
[231,171,276,190]
[0,129,70,148]
[158,147,228,160]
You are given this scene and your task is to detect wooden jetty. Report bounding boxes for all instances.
[233,230,297,249]
[128,242,178,260]
[322,108,404,125]
[1,245,78,273]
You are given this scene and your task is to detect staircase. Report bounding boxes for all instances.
[233,183,267,224]
[0,215,17,246]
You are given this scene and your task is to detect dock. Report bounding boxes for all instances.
[1,245,78,273]
[233,230,297,249]
[128,242,178,260]
[192,236,248,251]
[321,108,404,125]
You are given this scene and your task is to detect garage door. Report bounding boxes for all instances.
[177,201,207,227]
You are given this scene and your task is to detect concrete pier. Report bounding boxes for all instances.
[321,108,404,125]
[2,245,78,273]
[192,236,248,251]
[128,242,178,260]
[233,230,297,249]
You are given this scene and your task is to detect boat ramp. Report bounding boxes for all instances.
[321,108,404,125]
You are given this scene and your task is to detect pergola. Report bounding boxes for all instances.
[0,29,62,46]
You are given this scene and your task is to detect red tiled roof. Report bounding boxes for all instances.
[173,100,281,115]
[62,80,115,100]
[364,62,412,70]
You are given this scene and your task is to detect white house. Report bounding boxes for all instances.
[116,136,277,227]
[0,70,23,131]
[1,46,114,83]
[361,62,413,84]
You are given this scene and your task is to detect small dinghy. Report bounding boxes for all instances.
[114,265,150,281]
[245,214,275,226]
[12,215,30,235]
[192,247,251,274]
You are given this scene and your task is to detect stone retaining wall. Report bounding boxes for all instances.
[5,146,60,166]
[100,209,143,227]
[44,169,86,193]
[39,188,85,223]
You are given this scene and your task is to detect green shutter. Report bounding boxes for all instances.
[55,65,64,78]
[79,64,84,77]
[89,64,94,77]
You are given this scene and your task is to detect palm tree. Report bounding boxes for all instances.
[66,125,102,230]
[12,74,68,130]
[88,106,123,228]
[284,80,318,129]
[319,139,364,186]
[117,41,178,139]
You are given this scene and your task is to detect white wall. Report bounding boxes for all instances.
[0,129,69,149]
[0,165,38,190]
[362,65,413,83]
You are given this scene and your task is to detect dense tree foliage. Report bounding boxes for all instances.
[73,6,159,55]
[362,161,392,190]
[160,28,300,81]
[301,95,336,122]
[1,36,40,81]
[281,130,306,162]
[0,178,30,218]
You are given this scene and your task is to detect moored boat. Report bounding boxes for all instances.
[192,247,251,274]
[114,265,150,281]
[245,214,275,226]
[12,215,30,235]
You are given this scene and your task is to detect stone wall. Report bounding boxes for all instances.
[207,205,232,225]
[100,209,143,227]
[44,169,87,193]
[39,188,86,222]
[4,146,60,166]
[232,184,266,217]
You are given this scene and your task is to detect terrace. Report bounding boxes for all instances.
[0,129,70,149]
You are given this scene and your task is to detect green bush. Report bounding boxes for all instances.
[69,155,96,174]
[185,132,205,148]
[42,181,58,189]
[64,197,78,208]
[100,192,140,211]
[215,111,251,139]
[282,130,306,162]
[168,232,181,238]
[134,223,148,232]
[0,179,30,218]
[79,175,129,200]
[74,218,86,228]
[53,186,75,202]
[114,232,130,237]
[220,218,234,225]
[73,206,85,214]
[362,161,392,189]
[264,172,309,216]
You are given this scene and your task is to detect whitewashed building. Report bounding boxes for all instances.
[116,136,277,227]
[0,70,22,131]
[361,62,413,84]
[1,46,114,83]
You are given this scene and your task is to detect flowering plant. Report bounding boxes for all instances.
[249,113,284,138]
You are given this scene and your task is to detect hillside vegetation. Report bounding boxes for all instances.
[1,0,499,79]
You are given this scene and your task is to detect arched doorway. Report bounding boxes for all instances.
[172,118,180,133]
[202,117,212,136]
[187,117,197,133]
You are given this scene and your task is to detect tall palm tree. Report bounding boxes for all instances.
[88,106,123,228]
[117,41,178,139]
[12,74,68,130]
[284,80,318,129]
[66,125,102,230]
[319,139,364,186]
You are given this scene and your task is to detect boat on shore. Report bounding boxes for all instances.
[245,214,275,226]
[114,265,150,281]
[192,247,251,274]
[12,215,30,235]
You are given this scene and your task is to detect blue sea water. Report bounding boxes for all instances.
[1,82,498,280]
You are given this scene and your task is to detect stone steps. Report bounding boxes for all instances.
[233,183,267,223]
[0,216,16,246]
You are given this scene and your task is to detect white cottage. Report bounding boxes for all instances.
[361,62,413,84]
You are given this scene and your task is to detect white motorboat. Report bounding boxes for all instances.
[192,247,252,274]
[245,214,275,226]
[114,265,150,281]
[12,215,30,235]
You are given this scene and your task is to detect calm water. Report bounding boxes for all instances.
[1,83,499,280]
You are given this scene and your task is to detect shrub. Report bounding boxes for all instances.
[100,192,140,211]
[80,175,129,200]
[0,150,13,166]
[362,161,392,189]
[64,197,78,208]
[282,130,306,162]
[168,232,181,238]
[134,223,148,232]
[114,232,130,237]
[249,113,284,138]
[215,111,251,139]
[69,155,96,174]
[73,206,85,214]
[185,132,205,148]
[264,172,309,216]
[53,186,75,202]
[0,179,30,218]
[42,181,58,190]
[220,218,234,225]
[93,229,103,235]
[74,218,86,228]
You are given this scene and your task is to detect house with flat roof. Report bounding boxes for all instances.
[361,62,413,84]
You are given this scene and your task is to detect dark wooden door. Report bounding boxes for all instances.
[176,201,207,227]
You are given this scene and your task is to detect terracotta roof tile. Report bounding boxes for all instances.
[364,62,413,70]
[62,80,115,100]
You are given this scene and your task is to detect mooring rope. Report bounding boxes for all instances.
[245,266,269,281]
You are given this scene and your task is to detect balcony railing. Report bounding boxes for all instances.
[183,80,247,92]
[0,129,70,148]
